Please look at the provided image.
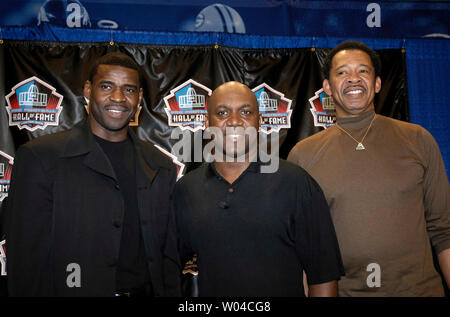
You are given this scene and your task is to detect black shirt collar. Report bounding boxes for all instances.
[206,160,262,180]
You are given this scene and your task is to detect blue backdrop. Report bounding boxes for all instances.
[0,0,449,173]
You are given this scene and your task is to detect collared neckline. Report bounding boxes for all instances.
[206,161,261,180]
[61,118,96,158]
[93,133,132,146]
[61,117,140,158]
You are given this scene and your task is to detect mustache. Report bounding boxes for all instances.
[224,127,246,136]
[343,84,365,91]
[105,102,128,110]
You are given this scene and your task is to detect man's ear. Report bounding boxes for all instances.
[375,76,381,94]
[258,113,262,131]
[205,115,209,128]
[323,79,332,96]
[83,80,91,100]
[138,87,143,106]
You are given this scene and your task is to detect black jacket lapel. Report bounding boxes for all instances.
[60,118,117,181]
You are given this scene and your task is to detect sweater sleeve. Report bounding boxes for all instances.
[421,128,450,254]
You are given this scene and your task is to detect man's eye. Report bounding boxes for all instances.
[217,111,227,116]
[125,88,136,94]
[337,71,346,75]
[241,110,251,115]
[100,84,111,90]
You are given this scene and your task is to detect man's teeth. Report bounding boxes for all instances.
[346,90,363,95]
[108,109,124,113]
[227,134,243,141]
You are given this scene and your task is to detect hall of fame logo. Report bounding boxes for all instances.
[0,239,5,276]
[154,144,185,181]
[0,151,14,202]
[308,88,336,129]
[252,83,292,134]
[164,79,212,132]
[5,76,63,131]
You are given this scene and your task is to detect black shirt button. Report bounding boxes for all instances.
[115,184,120,190]
[113,220,121,228]
[218,201,229,209]
[228,188,234,193]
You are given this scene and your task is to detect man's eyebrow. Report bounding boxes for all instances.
[99,80,114,85]
[335,63,371,70]
[123,83,139,89]
[214,104,252,109]
[99,80,138,88]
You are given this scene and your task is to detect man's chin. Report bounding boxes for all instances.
[104,120,132,133]
[110,113,136,129]
[339,104,374,117]
[223,148,250,162]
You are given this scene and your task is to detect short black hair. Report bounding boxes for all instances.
[88,52,142,87]
[322,41,382,79]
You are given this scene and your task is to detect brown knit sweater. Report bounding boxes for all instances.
[288,110,450,296]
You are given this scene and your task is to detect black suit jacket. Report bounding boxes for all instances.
[5,119,181,296]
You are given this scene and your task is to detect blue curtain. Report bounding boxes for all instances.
[406,39,450,174]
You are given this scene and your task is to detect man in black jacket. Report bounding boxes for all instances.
[5,52,181,296]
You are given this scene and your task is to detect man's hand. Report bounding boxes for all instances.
[438,248,450,289]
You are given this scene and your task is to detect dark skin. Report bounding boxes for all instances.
[323,49,381,118]
[206,81,260,184]
[84,64,143,142]
[308,281,338,297]
[207,81,338,296]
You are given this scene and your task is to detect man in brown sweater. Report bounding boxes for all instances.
[288,41,450,296]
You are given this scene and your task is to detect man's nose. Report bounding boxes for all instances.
[227,112,244,127]
[110,87,126,102]
[347,71,362,84]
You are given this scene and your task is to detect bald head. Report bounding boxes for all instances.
[209,81,257,104]
[207,81,259,119]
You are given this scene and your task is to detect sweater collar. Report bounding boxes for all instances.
[336,109,376,131]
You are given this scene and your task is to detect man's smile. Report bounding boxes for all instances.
[344,86,365,96]
[105,105,129,118]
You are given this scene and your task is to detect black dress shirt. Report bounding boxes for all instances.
[174,159,345,297]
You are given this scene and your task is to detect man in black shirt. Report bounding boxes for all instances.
[174,81,344,296]
[5,52,181,296]
[93,135,150,295]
